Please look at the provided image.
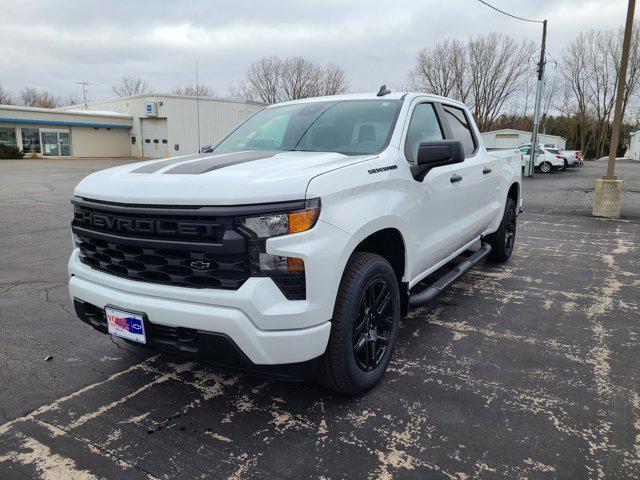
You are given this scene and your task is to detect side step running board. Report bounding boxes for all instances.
[408,243,492,309]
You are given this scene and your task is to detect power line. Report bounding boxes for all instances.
[474,0,544,24]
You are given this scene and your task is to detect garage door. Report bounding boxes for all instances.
[141,119,168,159]
[494,134,520,149]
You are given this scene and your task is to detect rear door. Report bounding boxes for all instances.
[439,103,498,243]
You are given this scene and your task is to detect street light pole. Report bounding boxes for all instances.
[605,0,636,179]
[528,19,547,177]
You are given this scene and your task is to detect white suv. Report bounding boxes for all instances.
[522,147,566,173]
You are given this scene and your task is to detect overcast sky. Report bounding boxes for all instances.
[1,0,633,102]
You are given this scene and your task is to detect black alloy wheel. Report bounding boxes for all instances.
[352,278,393,372]
[504,203,516,256]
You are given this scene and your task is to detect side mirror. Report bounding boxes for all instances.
[416,140,465,169]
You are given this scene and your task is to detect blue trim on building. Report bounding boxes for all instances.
[0,117,132,129]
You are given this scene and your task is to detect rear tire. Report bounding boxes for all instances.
[317,252,400,395]
[485,197,516,263]
[540,161,552,173]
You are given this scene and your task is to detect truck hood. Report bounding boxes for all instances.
[74,150,374,205]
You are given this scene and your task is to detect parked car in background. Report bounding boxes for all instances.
[516,142,557,155]
[561,150,584,166]
[522,147,565,173]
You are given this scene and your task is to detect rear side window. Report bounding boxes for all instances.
[442,105,476,156]
[404,103,444,163]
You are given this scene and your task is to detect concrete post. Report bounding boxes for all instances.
[592,179,624,218]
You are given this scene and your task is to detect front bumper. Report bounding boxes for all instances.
[68,218,352,368]
[69,272,330,368]
[73,298,320,379]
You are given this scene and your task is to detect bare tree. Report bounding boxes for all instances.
[112,75,151,97]
[318,63,349,96]
[240,56,283,103]
[0,84,13,105]
[407,34,534,131]
[540,73,560,131]
[408,39,470,102]
[280,57,321,100]
[233,56,349,103]
[59,93,80,107]
[466,34,536,131]
[20,87,40,106]
[560,33,592,152]
[172,84,215,97]
[20,87,60,108]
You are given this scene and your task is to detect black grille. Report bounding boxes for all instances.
[73,200,250,290]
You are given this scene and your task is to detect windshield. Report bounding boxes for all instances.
[212,99,403,156]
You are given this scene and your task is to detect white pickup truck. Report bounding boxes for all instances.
[69,90,521,394]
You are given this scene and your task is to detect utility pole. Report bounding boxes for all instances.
[527,19,547,177]
[605,0,636,179]
[593,0,635,218]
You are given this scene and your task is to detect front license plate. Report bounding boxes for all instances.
[105,306,146,344]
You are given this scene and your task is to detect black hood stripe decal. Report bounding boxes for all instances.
[130,154,209,173]
[162,150,278,174]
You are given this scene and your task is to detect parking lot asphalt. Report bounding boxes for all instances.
[0,158,639,479]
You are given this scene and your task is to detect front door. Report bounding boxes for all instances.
[403,101,464,277]
[41,130,71,157]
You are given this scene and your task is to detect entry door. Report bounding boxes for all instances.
[141,119,168,158]
[41,129,71,157]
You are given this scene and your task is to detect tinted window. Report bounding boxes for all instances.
[213,100,403,156]
[547,149,559,154]
[443,105,476,156]
[404,103,444,162]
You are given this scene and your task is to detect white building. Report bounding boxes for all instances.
[481,129,566,150]
[60,94,265,158]
[0,105,132,157]
[627,130,640,160]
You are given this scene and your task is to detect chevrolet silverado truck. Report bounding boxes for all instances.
[69,89,521,394]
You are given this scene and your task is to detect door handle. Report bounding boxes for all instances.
[450,174,462,183]
[483,167,492,174]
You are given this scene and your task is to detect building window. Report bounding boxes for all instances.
[0,127,17,147]
[21,128,41,153]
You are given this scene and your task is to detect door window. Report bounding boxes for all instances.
[0,127,16,147]
[41,131,59,156]
[404,103,444,163]
[22,128,41,153]
[442,105,476,156]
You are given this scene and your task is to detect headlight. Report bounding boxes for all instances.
[241,198,320,238]
[240,198,320,300]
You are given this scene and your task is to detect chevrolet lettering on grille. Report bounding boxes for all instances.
[75,210,219,238]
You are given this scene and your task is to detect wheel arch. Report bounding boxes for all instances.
[507,181,520,207]
[351,227,409,316]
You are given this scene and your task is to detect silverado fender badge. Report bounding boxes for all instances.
[368,165,398,174]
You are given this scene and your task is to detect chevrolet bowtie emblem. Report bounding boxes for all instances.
[190,261,211,270]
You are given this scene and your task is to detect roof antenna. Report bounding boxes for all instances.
[377,84,391,97]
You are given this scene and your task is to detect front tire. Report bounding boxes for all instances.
[317,252,400,395]
[485,197,517,263]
